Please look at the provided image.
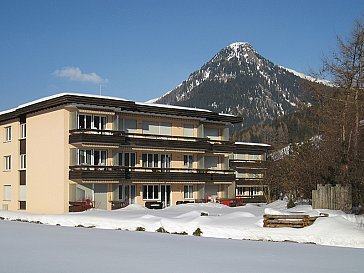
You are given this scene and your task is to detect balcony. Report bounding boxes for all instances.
[69,129,239,153]
[69,129,126,145]
[69,166,126,181]
[229,159,267,170]
[69,166,235,183]
[125,132,212,151]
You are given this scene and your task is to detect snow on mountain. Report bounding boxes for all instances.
[279,66,332,86]
[151,42,319,128]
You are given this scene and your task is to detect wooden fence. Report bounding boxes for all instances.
[312,184,352,212]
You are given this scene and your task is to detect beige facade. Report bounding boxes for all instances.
[0,93,270,214]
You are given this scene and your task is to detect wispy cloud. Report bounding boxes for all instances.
[53,66,108,84]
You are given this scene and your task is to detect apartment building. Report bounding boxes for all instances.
[0,93,270,214]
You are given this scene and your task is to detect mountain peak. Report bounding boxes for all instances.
[226,41,252,50]
[211,41,258,63]
[152,43,317,128]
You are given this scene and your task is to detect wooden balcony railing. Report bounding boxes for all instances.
[69,129,126,145]
[69,129,241,152]
[69,165,235,182]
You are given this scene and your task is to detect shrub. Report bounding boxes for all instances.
[136,226,145,231]
[156,227,169,233]
[193,228,203,236]
[287,199,295,209]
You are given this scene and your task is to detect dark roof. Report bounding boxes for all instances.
[0,93,243,124]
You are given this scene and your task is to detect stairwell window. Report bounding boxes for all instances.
[20,123,26,139]
[20,154,26,170]
[5,126,11,142]
[4,156,11,171]
[3,185,11,201]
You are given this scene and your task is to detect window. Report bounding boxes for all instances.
[4,155,11,171]
[78,150,92,165]
[143,185,159,200]
[78,149,107,165]
[93,115,107,130]
[184,185,194,199]
[78,114,106,130]
[184,155,193,169]
[94,150,107,166]
[5,126,11,142]
[236,186,244,196]
[160,154,171,169]
[142,153,159,168]
[20,154,26,169]
[3,185,11,201]
[142,153,171,169]
[118,153,136,167]
[20,123,26,139]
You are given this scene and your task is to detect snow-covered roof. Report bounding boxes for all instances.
[0,92,130,116]
[0,92,242,123]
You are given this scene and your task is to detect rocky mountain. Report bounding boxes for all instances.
[152,42,319,128]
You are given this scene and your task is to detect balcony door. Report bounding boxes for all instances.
[161,154,171,170]
[121,184,136,205]
[161,185,171,207]
[94,150,107,166]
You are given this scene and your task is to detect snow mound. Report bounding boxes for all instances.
[0,202,363,248]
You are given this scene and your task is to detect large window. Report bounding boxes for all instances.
[142,153,171,168]
[3,185,11,201]
[118,152,136,167]
[142,153,159,168]
[143,185,159,200]
[78,114,107,130]
[184,185,194,199]
[4,155,11,171]
[78,150,107,165]
[5,126,11,142]
[236,186,261,196]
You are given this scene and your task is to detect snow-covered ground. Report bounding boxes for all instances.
[0,220,363,273]
[0,201,363,249]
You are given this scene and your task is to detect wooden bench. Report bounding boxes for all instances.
[263,213,328,228]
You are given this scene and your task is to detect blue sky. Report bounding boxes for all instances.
[0,0,363,111]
